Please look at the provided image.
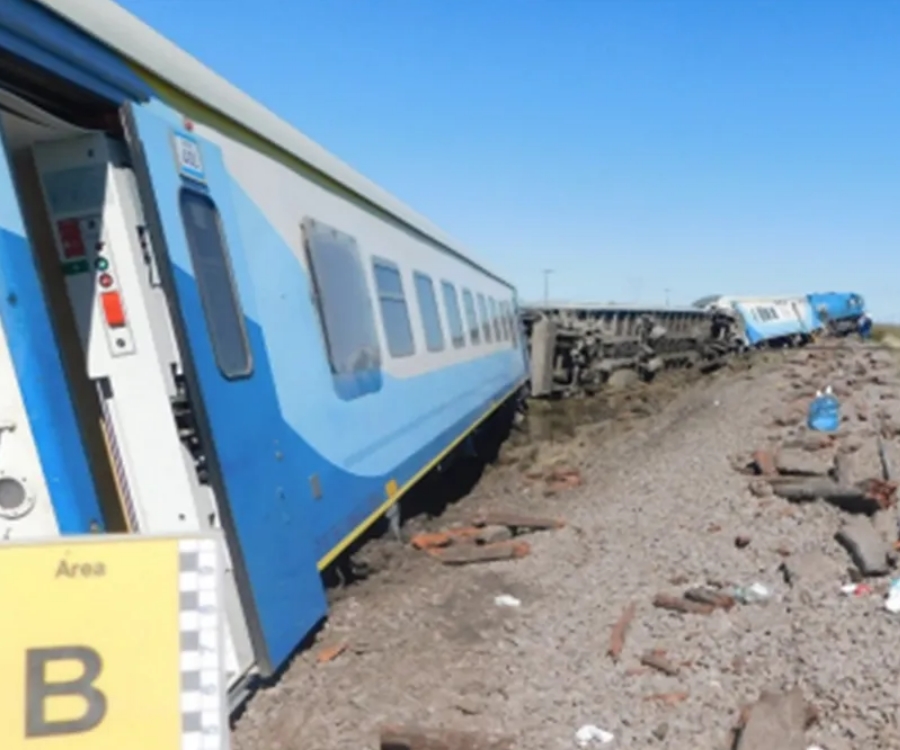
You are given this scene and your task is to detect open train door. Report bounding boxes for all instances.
[0,117,105,541]
[121,101,326,674]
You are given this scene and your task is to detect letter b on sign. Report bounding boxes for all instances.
[25,646,107,737]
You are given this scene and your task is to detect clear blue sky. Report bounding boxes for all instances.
[118,0,900,319]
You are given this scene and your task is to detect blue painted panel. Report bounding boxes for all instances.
[0,0,151,103]
[808,292,866,323]
[224,180,524,476]
[734,306,803,345]
[0,129,104,533]
[130,98,527,675]
[130,102,327,673]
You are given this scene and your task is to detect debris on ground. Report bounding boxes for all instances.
[378,725,515,750]
[314,641,348,664]
[232,340,900,750]
[607,601,636,662]
[426,539,530,565]
[730,687,814,750]
[574,725,615,747]
[527,465,584,494]
[835,515,892,576]
[652,592,715,615]
[639,649,680,676]
[731,582,773,604]
[409,511,565,564]
[683,586,736,610]
[470,511,565,531]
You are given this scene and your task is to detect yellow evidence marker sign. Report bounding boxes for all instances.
[0,532,228,750]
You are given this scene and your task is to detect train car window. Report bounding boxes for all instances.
[440,281,466,348]
[477,293,492,343]
[178,189,253,379]
[462,289,480,344]
[373,260,415,357]
[489,297,502,340]
[302,219,382,379]
[414,272,445,352]
[508,301,520,346]
[499,301,511,341]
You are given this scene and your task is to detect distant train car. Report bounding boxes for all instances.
[521,301,740,396]
[0,0,528,707]
[807,292,866,336]
[694,295,820,347]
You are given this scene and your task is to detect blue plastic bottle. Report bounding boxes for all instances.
[808,386,840,432]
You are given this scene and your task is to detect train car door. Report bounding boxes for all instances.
[121,102,326,674]
[0,121,102,541]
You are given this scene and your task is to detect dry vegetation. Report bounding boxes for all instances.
[872,323,900,348]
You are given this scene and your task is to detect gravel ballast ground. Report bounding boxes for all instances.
[232,342,900,750]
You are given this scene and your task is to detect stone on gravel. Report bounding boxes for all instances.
[475,525,513,545]
[872,506,899,552]
[780,550,842,590]
[838,441,885,485]
[752,449,777,476]
[782,429,834,453]
[835,515,892,576]
[734,687,808,750]
[775,449,834,477]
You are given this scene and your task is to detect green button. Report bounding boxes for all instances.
[62,259,90,276]
[95,257,109,271]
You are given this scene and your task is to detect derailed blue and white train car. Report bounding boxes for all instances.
[693,294,821,347]
[0,0,528,706]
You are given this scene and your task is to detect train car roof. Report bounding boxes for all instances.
[730,296,808,304]
[523,301,706,314]
[35,0,512,288]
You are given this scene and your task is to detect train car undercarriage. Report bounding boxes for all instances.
[521,304,744,398]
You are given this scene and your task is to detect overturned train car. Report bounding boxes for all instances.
[808,292,866,336]
[694,294,823,348]
[521,302,743,398]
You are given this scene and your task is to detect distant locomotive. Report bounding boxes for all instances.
[808,292,867,336]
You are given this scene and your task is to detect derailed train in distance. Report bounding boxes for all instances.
[693,291,868,347]
[520,288,868,399]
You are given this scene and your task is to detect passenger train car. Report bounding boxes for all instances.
[692,294,822,347]
[0,0,528,705]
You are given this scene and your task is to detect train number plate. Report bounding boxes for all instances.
[172,131,206,183]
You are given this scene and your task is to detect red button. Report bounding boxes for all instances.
[100,292,126,328]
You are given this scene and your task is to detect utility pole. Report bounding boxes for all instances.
[665,288,671,307]
[542,269,554,305]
